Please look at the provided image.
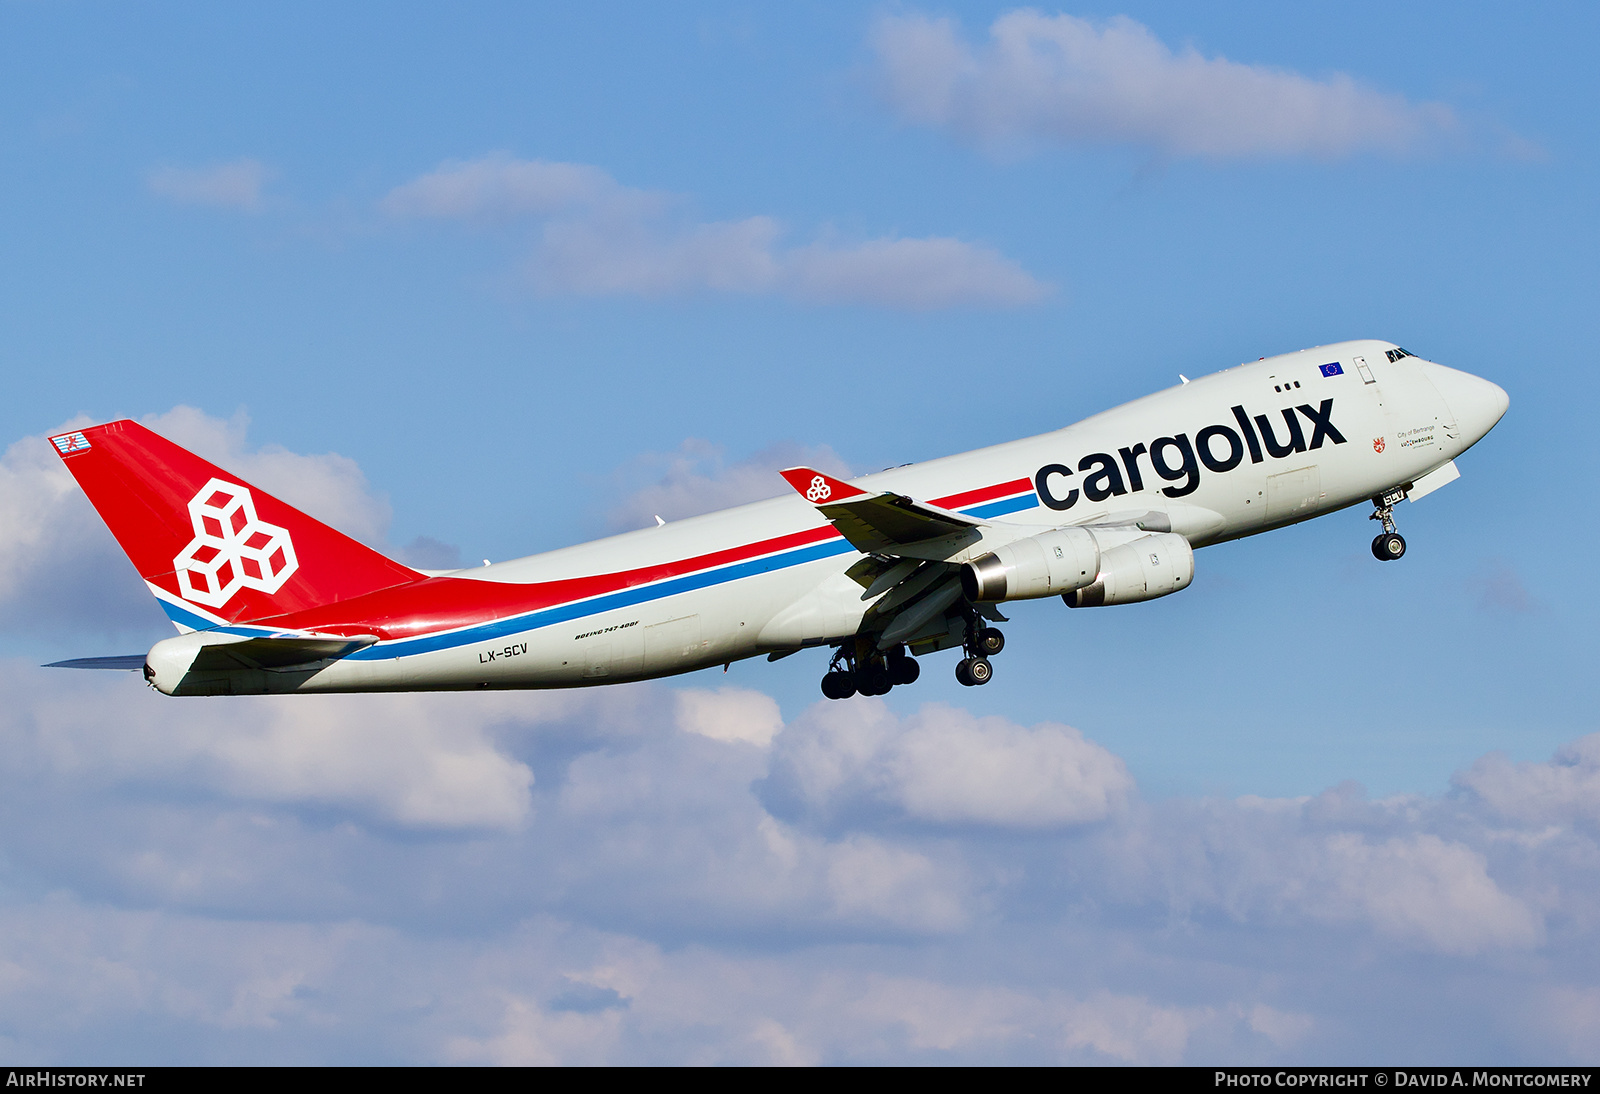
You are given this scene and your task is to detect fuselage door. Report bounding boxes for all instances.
[1354,355,1376,384]
[583,639,611,678]
[1265,465,1323,524]
[644,614,703,673]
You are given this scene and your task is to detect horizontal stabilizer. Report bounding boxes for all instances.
[44,655,147,671]
[140,630,380,694]
[187,634,378,672]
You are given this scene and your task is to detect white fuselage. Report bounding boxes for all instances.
[197,340,1505,694]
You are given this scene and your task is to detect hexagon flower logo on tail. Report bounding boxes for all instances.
[173,478,299,607]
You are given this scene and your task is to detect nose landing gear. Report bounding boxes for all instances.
[1369,485,1408,562]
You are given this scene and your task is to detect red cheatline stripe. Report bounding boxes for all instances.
[621,523,838,587]
[522,473,1037,602]
[604,474,1036,590]
[267,522,845,639]
[259,475,1039,639]
[931,477,1034,510]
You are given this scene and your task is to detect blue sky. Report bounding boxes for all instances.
[1,1,1598,1064]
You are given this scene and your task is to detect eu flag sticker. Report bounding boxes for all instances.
[1319,362,1344,377]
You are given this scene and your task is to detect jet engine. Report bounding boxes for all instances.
[960,527,1100,602]
[1062,532,1193,607]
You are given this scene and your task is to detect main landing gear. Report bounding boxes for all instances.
[955,618,1004,688]
[819,618,1009,699]
[1369,485,1408,562]
[820,639,921,700]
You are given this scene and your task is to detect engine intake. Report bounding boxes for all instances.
[1063,532,1194,607]
[960,527,1100,602]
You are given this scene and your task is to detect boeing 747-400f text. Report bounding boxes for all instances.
[47,340,1507,699]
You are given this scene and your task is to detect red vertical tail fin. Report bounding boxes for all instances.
[51,421,422,630]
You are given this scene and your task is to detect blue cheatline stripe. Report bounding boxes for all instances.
[156,596,291,638]
[966,495,1038,519]
[160,489,1043,661]
[346,536,858,660]
[157,597,220,631]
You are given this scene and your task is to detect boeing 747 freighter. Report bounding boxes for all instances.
[47,340,1507,699]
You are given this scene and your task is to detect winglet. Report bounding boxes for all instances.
[778,467,868,505]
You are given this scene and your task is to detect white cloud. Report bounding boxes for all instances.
[1246,1004,1315,1049]
[12,667,541,830]
[0,885,1287,1064]
[551,727,971,935]
[676,687,783,748]
[0,896,386,1042]
[0,408,395,636]
[602,437,851,533]
[768,699,1133,828]
[383,154,1048,308]
[447,994,625,1065]
[381,157,638,221]
[0,416,153,635]
[1101,784,1546,956]
[785,235,1046,308]
[1529,986,1600,1061]
[818,977,1210,1063]
[821,832,967,932]
[1305,832,1543,954]
[531,213,784,297]
[0,638,1592,1059]
[1454,733,1600,827]
[880,705,1133,827]
[147,158,272,211]
[871,11,1457,159]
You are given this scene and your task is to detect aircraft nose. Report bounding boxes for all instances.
[1419,361,1509,444]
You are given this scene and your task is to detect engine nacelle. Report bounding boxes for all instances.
[960,527,1100,602]
[1063,532,1193,608]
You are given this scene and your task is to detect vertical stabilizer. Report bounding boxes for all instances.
[50,421,422,630]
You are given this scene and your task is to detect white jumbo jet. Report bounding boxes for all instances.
[47,340,1506,699]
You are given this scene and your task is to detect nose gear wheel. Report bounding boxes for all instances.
[1371,532,1406,560]
[1369,487,1409,563]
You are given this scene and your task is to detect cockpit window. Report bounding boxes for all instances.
[1385,348,1414,363]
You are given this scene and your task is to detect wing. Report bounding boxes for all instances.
[779,468,1007,653]
[778,467,983,555]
